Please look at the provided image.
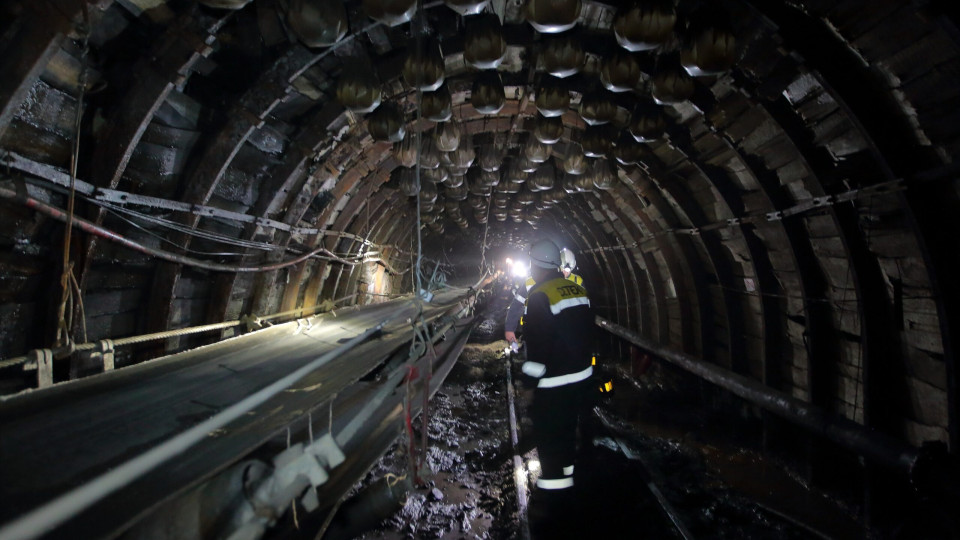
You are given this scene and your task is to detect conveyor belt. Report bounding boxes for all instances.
[0,287,477,539]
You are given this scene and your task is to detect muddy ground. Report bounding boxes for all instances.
[350,283,855,539]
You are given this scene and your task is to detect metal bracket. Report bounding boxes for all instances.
[28,349,54,388]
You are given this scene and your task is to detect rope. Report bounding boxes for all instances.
[55,10,90,349]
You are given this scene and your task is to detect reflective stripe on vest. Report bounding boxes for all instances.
[563,465,574,476]
[538,365,593,388]
[536,476,574,490]
[549,296,590,315]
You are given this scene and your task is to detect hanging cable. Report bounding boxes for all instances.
[54,9,90,349]
[0,184,401,273]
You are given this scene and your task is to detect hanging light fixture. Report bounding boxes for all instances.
[471,70,506,115]
[525,0,582,33]
[579,90,618,126]
[362,0,417,26]
[402,37,445,91]
[600,50,641,93]
[534,114,564,145]
[367,102,406,142]
[535,75,570,117]
[629,102,667,141]
[464,14,507,70]
[435,120,462,152]
[287,0,349,47]
[335,62,382,114]
[421,85,453,122]
[613,0,676,52]
[541,36,585,78]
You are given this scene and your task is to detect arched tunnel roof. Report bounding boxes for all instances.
[0,0,958,501]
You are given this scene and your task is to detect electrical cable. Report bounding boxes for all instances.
[0,184,377,274]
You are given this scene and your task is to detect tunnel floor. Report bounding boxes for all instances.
[349,284,860,539]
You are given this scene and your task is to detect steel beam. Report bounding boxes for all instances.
[596,316,920,473]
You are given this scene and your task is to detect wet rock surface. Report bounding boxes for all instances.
[356,334,518,539]
[351,283,846,539]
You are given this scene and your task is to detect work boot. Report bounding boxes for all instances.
[528,489,578,539]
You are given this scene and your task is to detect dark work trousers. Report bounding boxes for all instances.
[530,381,588,490]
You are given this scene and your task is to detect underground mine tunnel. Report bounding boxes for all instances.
[1,0,959,538]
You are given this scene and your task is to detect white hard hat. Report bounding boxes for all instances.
[529,240,561,269]
[560,247,576,271]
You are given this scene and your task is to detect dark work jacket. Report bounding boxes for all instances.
[505,276,537,334]
[521,276,594,388]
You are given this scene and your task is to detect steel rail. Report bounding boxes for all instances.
[505,355,532,540]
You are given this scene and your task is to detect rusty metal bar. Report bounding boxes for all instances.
[594,316,920,474]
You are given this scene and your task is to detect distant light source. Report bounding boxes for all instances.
[505,257,513,266]
[510,261,529,278]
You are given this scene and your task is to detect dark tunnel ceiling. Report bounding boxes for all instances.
[0,0,959,451]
